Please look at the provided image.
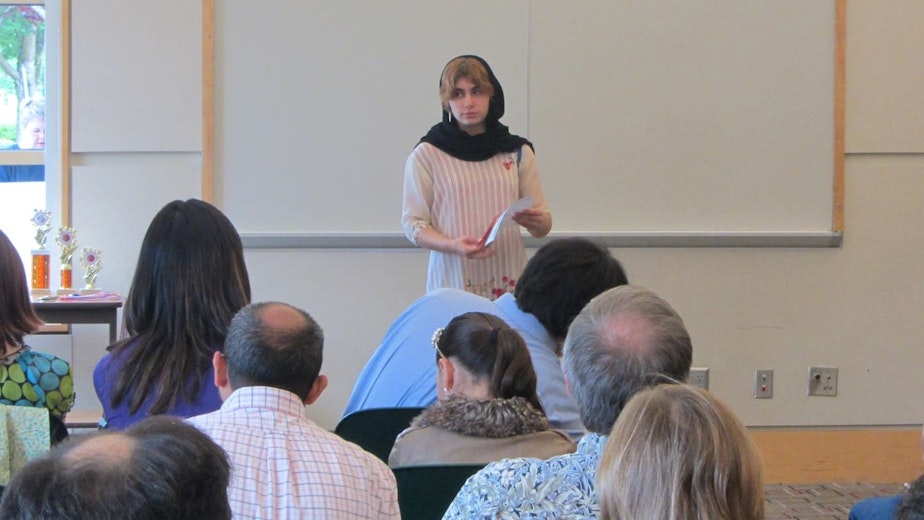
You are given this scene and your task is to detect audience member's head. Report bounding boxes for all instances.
[562,284,692,434]
[515,237,628,342]
[216,301,327,403]
[17,98,44,150]
[0,416,232,520]
[897,474,924,520]
[597,384,764,520]
[433,311,541,410]
[0,228,43,348]
[111,198,251,416]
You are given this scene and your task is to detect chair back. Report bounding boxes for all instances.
[392,464,485,520]
[334,407,425,462]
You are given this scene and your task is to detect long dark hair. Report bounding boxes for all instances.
[437,312,542,411]
[0,229,42,347]
[109,199,251,415]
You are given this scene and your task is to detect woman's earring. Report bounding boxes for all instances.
[443,387,452,396]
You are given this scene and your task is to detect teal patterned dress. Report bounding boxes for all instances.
[0,345,75,417]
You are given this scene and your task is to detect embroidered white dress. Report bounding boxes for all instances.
[402,142,549,300]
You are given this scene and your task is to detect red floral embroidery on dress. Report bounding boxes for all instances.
[468,276,517,300]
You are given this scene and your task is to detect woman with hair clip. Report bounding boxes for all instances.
[387,312,574,467]
[93,199,251,430]
[597,384,765,520]
[402,55,551,300]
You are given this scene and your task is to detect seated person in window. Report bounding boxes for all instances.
[0,98,45,183]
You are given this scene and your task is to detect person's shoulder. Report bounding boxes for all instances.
[92,351,114,381]
[426,287,493,308]
[468,454,549,485]
[325,431,397,481]
[24,349,70,368]
[184,412,215,429]
[400,288,493,320]
[445,454,583,518]
[93,337,138,372]
[409,141,432,159]
[849,494,902,519]
[540,428,578,449]
[518,143,536,159]
[411,141,454,163]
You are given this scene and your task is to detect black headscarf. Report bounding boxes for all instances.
[418,55,533,162]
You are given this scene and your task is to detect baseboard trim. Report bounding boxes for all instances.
[750,427,924,483]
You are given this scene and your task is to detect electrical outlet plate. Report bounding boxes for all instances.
[689,367,709,390]
[754,369,773,399]
[808,366,838,396]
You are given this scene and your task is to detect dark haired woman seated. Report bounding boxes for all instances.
[388,312,574,467]
[93,199,250,429]
[0,229,74,418]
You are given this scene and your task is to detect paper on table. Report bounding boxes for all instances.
[480,197,534,247]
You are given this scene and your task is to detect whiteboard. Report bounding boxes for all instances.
[216,0,838,247]
[72,0,202,152]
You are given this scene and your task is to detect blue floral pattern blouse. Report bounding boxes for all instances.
[442,433,606,519]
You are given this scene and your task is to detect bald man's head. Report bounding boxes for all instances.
[0,416,231,520]
[223,302,325,399]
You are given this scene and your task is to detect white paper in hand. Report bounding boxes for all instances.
[480,197,534,247]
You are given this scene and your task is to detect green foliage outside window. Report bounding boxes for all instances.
[0,5,45,143]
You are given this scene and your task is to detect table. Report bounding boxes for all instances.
[32,299,123,344]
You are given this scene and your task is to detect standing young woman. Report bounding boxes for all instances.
[402,55,552,300]
[93,199,251,429]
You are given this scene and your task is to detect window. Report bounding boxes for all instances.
[0,2,48,281]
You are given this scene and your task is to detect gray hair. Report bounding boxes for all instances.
[224,301,324,400]
[19,98,44,129]
[562,285,692,434]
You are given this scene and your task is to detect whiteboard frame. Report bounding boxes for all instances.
[206,0,845,249]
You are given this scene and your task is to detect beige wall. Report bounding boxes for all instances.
[42,1,924,435]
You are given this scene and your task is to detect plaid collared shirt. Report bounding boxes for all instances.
[188,386,399,520]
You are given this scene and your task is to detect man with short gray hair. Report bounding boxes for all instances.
[443,285,693,518]
[189,301,399,519]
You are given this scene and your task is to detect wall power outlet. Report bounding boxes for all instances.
[808,366,838,396]
[689,367,709,390]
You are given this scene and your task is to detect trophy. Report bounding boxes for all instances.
[56,227,78,294]
[79,247,103,294]
[29,209,52,297]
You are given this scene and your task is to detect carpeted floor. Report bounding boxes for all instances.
[765,483,906,519]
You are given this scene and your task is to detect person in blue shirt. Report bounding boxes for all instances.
[0,99,45,182]
[850,424,924,520]
[344,237,628,440]
[849,494,903,520]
